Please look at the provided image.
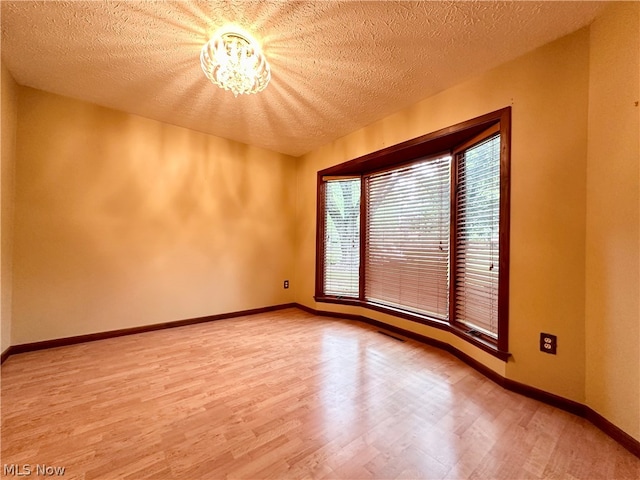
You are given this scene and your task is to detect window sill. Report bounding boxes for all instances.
[314,295,511,361]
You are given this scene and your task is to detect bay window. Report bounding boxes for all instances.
[315,108,511,358]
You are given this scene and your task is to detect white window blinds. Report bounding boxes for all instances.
[365,156,451,318]
[455,134,500,337]
[323,178,361,297]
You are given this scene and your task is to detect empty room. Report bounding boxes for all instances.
[1,1,639,478]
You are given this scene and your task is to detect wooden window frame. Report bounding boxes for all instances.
[315,107,511,360]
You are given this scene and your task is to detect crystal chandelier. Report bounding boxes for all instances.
[200,30,270,97]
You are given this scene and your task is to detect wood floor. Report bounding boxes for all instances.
[1,308,638,479]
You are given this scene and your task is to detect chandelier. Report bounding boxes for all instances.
[200,30,271,97]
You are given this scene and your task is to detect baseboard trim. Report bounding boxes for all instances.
[1,345,14,364]
[294,303,640,459]
[585,407,640,458]
[2,303,296,362]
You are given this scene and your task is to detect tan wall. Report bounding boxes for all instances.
[585,3,640,441]
[295,29,591,400]
[1,62,18,353]
[12,87,297,344]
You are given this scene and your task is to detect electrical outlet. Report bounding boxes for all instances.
[283,280,289,289]
[540,333,557,354]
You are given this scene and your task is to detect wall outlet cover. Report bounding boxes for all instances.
[540,333,557,354]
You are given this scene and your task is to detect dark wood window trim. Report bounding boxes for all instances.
[315,107,511,361]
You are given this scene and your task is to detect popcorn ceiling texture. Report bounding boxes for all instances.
[1,1,604,157]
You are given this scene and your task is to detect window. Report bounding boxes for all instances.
[322,178,361,297]
[453,130,501,338]
[315,108,511,358]
[365,156,451,319]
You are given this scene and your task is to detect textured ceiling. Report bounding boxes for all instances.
[1,1,605,157]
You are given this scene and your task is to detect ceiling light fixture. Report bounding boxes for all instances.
[200,30,270,97]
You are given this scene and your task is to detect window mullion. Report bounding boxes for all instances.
[449,151,459,326]
[359,177,367,301]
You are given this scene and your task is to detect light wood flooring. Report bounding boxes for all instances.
[1,308,638,479]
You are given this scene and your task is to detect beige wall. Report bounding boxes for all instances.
[585,3,640,441]
[1,62,18,354]
[12,87,297,344]
[295,29,591,400]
